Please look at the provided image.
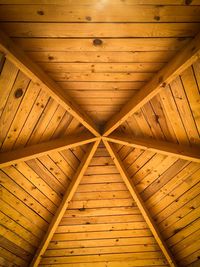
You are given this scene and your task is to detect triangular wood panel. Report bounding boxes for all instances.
[39,144,168,267]
[0,2,200,267]
[0,142,90,266]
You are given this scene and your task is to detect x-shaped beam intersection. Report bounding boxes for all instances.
[0,28,200,267]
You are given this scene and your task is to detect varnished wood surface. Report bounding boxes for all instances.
[0,2,200,267]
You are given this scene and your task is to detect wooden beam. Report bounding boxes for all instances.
[103,31,200,136]
[30,139,100,267]
[104,134,200,163]
[0,29,100,136]
[0,133,98,168]
[103,140,177,267]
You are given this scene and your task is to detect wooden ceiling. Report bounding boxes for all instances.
[0,1,200,267]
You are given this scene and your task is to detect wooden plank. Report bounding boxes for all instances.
[0,5,200,22]
[0,235,32,262]
[0,224,35,255]
[146,162,200,210]
[0,247,28,267]
[141,159,188,201]
[58,81,145,91]
[0,211,40,248]
[104,134,200,162]
[40,252,165,264]
[0,81,41,151]
[1,87,48,151]
[0,59,18,119]
[30,140,100,267]
[48,72,153,82]
[39,260,167,267]
[0,133,97,168]
[103,31,200,135]
[181,65,200,134]
[15,161,62,205]
[160,195,200,235]
[1,23,199,38]
[159,85,189,144]
[25,161,65,201]
[56,221,148,233]
[0,186,48,231]
[0,198,44,239]
[150,95,177,142]
[170,76,200,145]
[0,29,100,136]
[0,0,200,4]
[48,236,156,249]
[167,218,200,250]
[103,140,178,267]
[0,71,30,148]
[13,37,190,52]
[39,62,164,73]
[27,51,175,63]
[149,168,200,219]
[135,156,178,193]
[44,244,159,257]
[64,207,140,218]
[0,169,53,221]
[67,198,133,209]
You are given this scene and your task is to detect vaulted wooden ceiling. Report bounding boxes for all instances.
[0,1,200,267]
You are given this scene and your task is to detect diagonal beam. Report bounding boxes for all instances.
[0,133,98,168]
[30,139,100,267]
[104,134,200,163]
[103,140,177,267]
[103,31,200,136]
[0,29,100,136]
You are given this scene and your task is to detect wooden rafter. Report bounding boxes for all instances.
[104,134,200,163]
[103,140,178,267]
[30,139,100,267]
[0,29,100,136]
[103,31,200,136]
[0,133,98,168]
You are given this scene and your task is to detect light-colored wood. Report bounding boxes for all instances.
[30,140,100,267]
[39,62,164,73]
[104,134,200,162]
[0,4,200,22]
[1,22,199,38]
[0,133,97,167]
[0,0,200,4]
[0,59,18,119]
[103,140,177,267]
[48,72,153,82]
[13,37,190,52]
[44,244,159,257]
[103,31,200,135]
[27,51,175,63]
[40,252,166,264]
[0,29,100,136]
[48,236,155,249]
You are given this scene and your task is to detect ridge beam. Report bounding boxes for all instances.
[104,134,200,163]
[0,133,99,168]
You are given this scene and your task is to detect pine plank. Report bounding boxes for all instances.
[0,5,200,22]
[2,23,199,38]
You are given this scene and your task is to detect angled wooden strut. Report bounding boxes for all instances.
[103,140,177,267]
[30,139,100,267]
[103,31,200,136]
[0,133,98,168]
[0,29,100,137]
[104,134,200,163]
